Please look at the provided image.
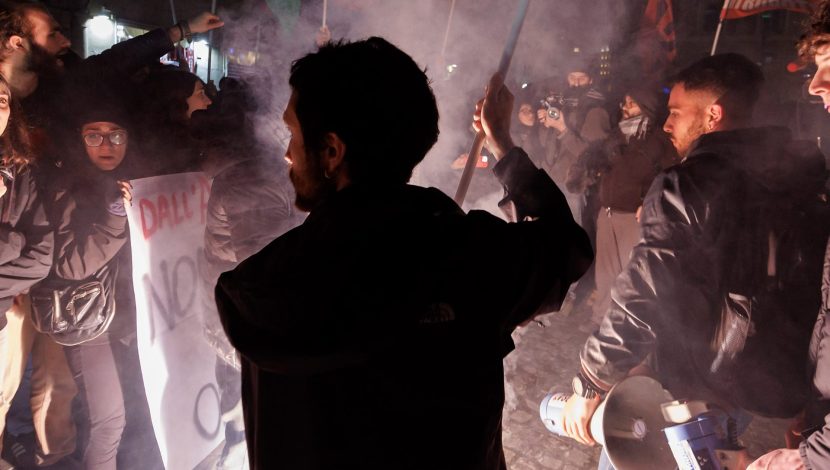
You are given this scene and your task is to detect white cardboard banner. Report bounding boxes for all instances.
[126,172,221,469]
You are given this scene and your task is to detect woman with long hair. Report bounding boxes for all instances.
[136,67,212,176]
[0,72,77,468]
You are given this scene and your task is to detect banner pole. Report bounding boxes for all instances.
[440,0,457,60]
[711,0,733,55]
[168,0,177,24]
[454,0,530,206]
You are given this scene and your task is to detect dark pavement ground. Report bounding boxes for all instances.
[501,298,793,470]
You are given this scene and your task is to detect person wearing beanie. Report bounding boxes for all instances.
[35,85,159,470]
[584,85,678,329]
[534,57,612,317]
[535,57,610,227]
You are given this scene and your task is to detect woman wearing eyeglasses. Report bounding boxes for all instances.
[38,89,140,470]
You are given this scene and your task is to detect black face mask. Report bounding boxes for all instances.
[563,85,588,103]
[555,90,581,111]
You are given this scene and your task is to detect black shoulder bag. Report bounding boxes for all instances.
[30,262,118,346]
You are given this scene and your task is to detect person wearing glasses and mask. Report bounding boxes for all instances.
[36,84,149,470]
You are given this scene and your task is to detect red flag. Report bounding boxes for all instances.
[642,0,677,62]
[722,0,820,20]
[635,0,676,75]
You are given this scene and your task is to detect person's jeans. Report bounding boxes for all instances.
[0,295,77,466]
[64,339,126,470]
[6,356,34,436]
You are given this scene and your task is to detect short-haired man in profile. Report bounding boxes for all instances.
[215,37,593,469]
[561,53,830,470]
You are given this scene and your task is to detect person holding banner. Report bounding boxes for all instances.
[215,37,592,469]
[35,84,158,470]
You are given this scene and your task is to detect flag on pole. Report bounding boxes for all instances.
[634,0,676,76]
[722,0,820,19]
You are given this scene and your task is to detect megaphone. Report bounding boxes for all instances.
[540,376,677,470]
[540,377,751,470]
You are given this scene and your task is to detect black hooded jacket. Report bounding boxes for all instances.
[215,148,593,470]
[581,127,829,415]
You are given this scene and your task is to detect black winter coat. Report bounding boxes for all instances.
[43,178,134,343]
[215,148,593,470]
[581,127,829,416]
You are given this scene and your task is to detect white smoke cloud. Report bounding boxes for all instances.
[220,0,627,207]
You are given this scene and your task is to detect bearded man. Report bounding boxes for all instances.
[215,37,592,470]
[560,53,830,470]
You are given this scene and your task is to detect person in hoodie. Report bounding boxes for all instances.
[559,53,830,469]
[214,37,593,470]
[748,3,830,468]
[586,86,678,329]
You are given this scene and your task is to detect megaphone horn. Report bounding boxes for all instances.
[540,376,677,470]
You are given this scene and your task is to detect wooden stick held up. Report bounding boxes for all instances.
[453,0,530,206]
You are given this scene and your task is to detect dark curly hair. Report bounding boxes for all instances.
[0,1,49,61]
[139,67,204,127]
[289,37,439,186]
[798,1,830,61]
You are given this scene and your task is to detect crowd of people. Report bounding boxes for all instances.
[2,0,830,469]
[0,1,301,469]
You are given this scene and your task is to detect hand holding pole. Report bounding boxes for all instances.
[454,0,530,206]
